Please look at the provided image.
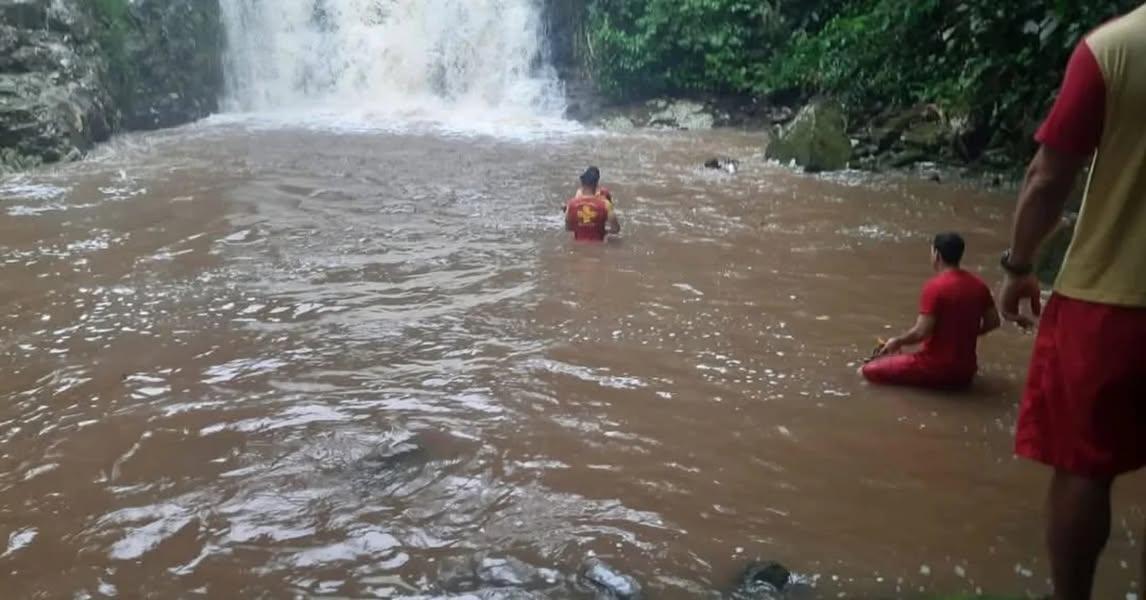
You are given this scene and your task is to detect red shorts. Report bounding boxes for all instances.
[862,354,974,390]
[1015,294,1146,479]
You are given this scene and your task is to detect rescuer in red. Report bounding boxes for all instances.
[565,166,620,242]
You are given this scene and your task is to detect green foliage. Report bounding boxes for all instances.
[587,0,791,97]
[584,0,1139,160]
[90,0,137,109]
[761,0,1137,152]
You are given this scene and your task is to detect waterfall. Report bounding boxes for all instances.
[219,0,566,119]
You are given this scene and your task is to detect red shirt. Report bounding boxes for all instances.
[566,193,613,242]
[917,269,994,376]
[1035,40,1106,156]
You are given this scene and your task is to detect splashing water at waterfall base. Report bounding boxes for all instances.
[218,0,570,134]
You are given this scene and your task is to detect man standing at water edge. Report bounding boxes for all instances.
[862,232,1000,389]
[566,166,620,242]
[1000,6,1146,599]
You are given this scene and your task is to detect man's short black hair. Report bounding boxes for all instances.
[933,232,966,266]
[580,166,601,188]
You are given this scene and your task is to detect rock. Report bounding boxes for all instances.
[0,0,222,172]
[765,98,851,173]
[579,558,641,599]
[646,99,715,131]
[902,120,947,152]
[735,561,790,597]
[599,115,636,132]
[119,0,224,131]
[728,561,818,600]
[0,1,114,172]
[887,148,929,169]
[704,157,739,175]
[765,105,795,125]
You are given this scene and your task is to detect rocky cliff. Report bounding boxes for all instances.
[0,0,222,174]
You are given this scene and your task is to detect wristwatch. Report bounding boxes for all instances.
[1000,249,1034,277]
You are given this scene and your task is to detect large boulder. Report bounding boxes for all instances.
[765,98,851,172]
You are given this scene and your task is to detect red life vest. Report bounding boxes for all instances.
[566,193,613,242]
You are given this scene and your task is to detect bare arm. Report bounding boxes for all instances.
[1009,147,1085,267]
[979,302,1002,336]
[880,314,936,356]
[1001,147,1086,326]
[565,203,576,232]
[605,202,620,235]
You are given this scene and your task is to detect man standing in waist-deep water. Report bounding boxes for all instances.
[862,232,1000,389]
[565,167,620,242]
[1000,5,1146,599]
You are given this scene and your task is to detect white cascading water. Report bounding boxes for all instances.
[219,0,567,127]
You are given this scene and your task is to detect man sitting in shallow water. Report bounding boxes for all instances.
[862,232,1001,389]
[565,166,620,242]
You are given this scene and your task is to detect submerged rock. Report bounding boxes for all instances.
[765,98,851,173]
[579,558,641,599]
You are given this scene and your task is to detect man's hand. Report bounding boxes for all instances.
[1000,273,1042,330]
[875,337,903,358]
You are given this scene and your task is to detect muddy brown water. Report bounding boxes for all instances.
[0,120,1141,598]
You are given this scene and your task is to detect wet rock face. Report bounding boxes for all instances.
[121,0,223,131]
[0,0,223,173]
[0,0,113,173]
[593,98,725,131]
[765,98,851,173]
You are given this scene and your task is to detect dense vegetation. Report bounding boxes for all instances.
[586,0,1138,158]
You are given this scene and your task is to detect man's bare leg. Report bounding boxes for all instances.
[1047,469,1113,600]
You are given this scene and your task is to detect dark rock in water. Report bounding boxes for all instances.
[579,558,641,599]
[728,561,801,600]
[765,98,851,173]
[704,157,739,175]
[745,561,790,590]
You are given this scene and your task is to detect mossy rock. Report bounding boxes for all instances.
[766,98,852,173]
[902,120,948,151]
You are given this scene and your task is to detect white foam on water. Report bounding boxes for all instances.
[219,0,572,139]
[3,528,37,558]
